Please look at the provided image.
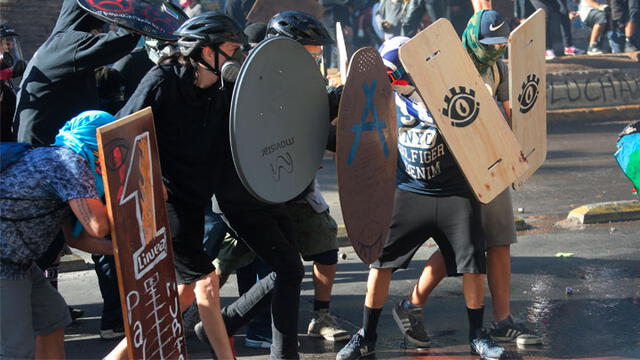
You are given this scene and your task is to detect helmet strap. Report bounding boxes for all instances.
[195,46,221,76]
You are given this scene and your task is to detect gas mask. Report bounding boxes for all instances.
[219,46,245,84]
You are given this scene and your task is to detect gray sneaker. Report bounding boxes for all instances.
[391,299,431,347]
[489,315,543,345]
[307,309,350,341]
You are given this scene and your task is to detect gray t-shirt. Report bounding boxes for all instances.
[482,60,509,103]
[0,147,98,280]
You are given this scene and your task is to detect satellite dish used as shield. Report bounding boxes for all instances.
[230,36,329,204]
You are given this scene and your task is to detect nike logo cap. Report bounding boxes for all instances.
[479,10,510,45]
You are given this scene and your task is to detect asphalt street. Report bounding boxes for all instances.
[60,117,640,359]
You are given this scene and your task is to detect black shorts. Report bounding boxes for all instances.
[584,9,608,28]
[167,201,215,284]
[371,189,486,276]
[611,0,640,25]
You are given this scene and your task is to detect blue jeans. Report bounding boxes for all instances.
[203,199,231,260]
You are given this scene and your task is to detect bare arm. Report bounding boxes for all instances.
[68,197,110,238]
[583,0,606,8]
[502,100,512,124]
[63,220,113,255]
[472,0,492,12]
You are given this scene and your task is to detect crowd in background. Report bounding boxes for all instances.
[172,0,639,63]
[0,0,638,359]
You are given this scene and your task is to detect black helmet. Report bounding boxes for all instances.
[174,11,246,57]
[266,11,334,46]
[0,24,18,38]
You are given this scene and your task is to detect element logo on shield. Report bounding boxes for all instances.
[442,86,480,127]
[87,0,133,13]
[270,152,294,181]
[517,74,540,114]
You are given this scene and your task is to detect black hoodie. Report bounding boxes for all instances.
[14,0,140,146]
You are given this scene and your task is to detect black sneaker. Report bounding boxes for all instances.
[194,322,237,358]
[391,299,431,347]
[194,322,210,346]
[100,324,125,340]
[625,40,638,52]
[470,329,505,360]
[336,329,376,360]
[68,306,84,322]
[490,316,542,345]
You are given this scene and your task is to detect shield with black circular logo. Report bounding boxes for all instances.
[230,36,329,204]
[509,9,547,189]
[399,19,527,203]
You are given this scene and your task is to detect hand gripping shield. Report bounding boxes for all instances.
[230,36,329,204]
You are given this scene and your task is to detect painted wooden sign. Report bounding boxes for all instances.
[336,21,349,85]
[247,0,323,24]
[337,48,397,264]
[509,9,547,189]
[399,19,527,203]
[97,108,186,360]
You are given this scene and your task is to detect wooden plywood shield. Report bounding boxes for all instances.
[247,0,324,24]
[336,21,349,84]
[337,48,397,264]
[509,9,547,189]
[77,0,188,41]
[399,19,527,203]
[97,108,186,360]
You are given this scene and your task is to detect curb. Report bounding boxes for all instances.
[547,104,640,124]
[59,253,92,273]
[567,200,640,224]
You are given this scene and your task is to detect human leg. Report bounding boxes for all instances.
[193,272,234,359]
[30,264,71,359]
[35,329,65,360]
[340,190,437,357]
[92,254,124,339]
[336,267,392,360]
[529,0,553,49]
[221,204,303,359]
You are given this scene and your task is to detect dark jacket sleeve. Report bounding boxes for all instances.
[326,85,343,152]
[401,0,426,37]
[116,67,165,119]
[74,29,140,73]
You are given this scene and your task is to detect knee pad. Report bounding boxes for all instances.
[309,249,338,266]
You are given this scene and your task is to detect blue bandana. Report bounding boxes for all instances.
[54,110,117,235]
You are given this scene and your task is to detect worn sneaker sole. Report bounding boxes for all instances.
[516,335,543,345]
[470,347,503,360]
[308,331,350,342]
[491,334,542,345]
[391,307,431,347]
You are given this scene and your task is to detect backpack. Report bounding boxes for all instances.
[0,142,34,173]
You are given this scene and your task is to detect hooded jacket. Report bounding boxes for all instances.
[14,0,139,146]
[117,63,231,207]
